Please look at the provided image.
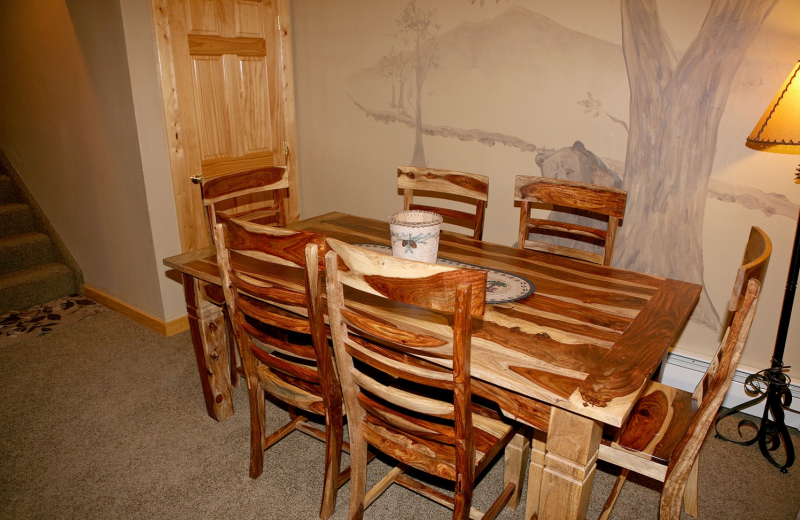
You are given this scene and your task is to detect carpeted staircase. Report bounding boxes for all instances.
[0,152,82,314]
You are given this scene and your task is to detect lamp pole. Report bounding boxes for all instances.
[715,62,800,473]
[715,200,797,474]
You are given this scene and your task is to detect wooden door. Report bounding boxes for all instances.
[152,0,299,252]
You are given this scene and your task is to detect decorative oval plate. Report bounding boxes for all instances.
[355,244,535,304]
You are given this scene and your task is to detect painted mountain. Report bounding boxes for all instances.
[347,6,631,161]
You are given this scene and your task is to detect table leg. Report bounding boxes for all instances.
[525,428,547,520]
[503,430,531,510]
[182,273,234,421]
[537,407,602,520]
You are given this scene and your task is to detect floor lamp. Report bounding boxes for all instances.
[715,61,800,473]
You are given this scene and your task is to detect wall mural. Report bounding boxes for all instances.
[348,0,787,330]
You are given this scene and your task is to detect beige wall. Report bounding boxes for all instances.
[0,0,182,322]
[119,0,185,321]
[291,0,800,372]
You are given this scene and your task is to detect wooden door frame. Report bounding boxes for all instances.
[151,0,300,253]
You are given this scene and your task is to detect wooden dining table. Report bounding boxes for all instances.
[163,211,701,520]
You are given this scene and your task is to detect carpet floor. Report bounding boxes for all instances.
[1,310,798,520]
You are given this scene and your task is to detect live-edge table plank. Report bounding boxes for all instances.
[163,212,700,520]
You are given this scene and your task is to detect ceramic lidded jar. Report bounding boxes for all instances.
[388,210,443,263]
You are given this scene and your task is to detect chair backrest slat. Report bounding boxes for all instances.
[202,167,289,204]
[514,175,627,266]
[514,176,626,218]
[340,307,452,356]
[202,167,290,236]
[344,336,454,389]
[327,237,487,315]
[229,272,308,308]
[398,166,489,240]
[236,296,312,335]
[357,392,457,445]
[350,367,455,418]
[250,346,321,385]
[729,226,772,312]
[398,166,489,201]
[217,212,327,268]
[240,319,317,361]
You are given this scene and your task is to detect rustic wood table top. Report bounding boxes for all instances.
[164,211,701,429]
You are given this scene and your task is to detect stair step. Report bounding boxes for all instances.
[0,203,35,238]
[0,175,13,204]
[0,263,77,314]
[0,232,56,275]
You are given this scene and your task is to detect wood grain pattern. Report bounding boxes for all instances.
[327,237,488,316]
[202,167,287,202]
[217,212,326,266]
[398,166,489,201]
[274,0,300,223]
[182,273,234,421]
[201,151,275,178]
[578,278,701,408]
[514,176,627,218]
[398,166,489,240]
[187,34,266,56]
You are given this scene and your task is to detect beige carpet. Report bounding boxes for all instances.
[1,310,798,519]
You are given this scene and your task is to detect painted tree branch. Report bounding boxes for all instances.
[614,0,777,331]
[351,97,553,154]
[708,178,799,220]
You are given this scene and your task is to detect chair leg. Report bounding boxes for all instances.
[248,381,266,479]
[597,469,629,520]
[222,306,239,387]
[453,478,474,520]
[524,428,547,520]
[683,458,699,517]
[319,407,344,520]
[347,434,369,520]
[503,432,531,510]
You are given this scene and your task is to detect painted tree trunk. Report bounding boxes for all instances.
[411,32,427,167]
[614,0,776,331]
[398,52,407,110]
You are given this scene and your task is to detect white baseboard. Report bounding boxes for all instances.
[661,352,800,429]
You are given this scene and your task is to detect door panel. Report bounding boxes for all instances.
[153,0,298,252]
[192,56,230,160]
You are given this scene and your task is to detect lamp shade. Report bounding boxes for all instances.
[747,60,800,155]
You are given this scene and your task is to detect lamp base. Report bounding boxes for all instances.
[715,366,795,473]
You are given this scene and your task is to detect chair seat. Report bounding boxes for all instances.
[359,390,514,482]
[602,380,697,466]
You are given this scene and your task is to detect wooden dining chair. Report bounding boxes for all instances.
[324,238,525,520]
[398,166,489,240]
[200,166,290,386]
[514,175,627,266]
[213,212,345,520]
[202,166,290,240]
[596,226,772,520]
